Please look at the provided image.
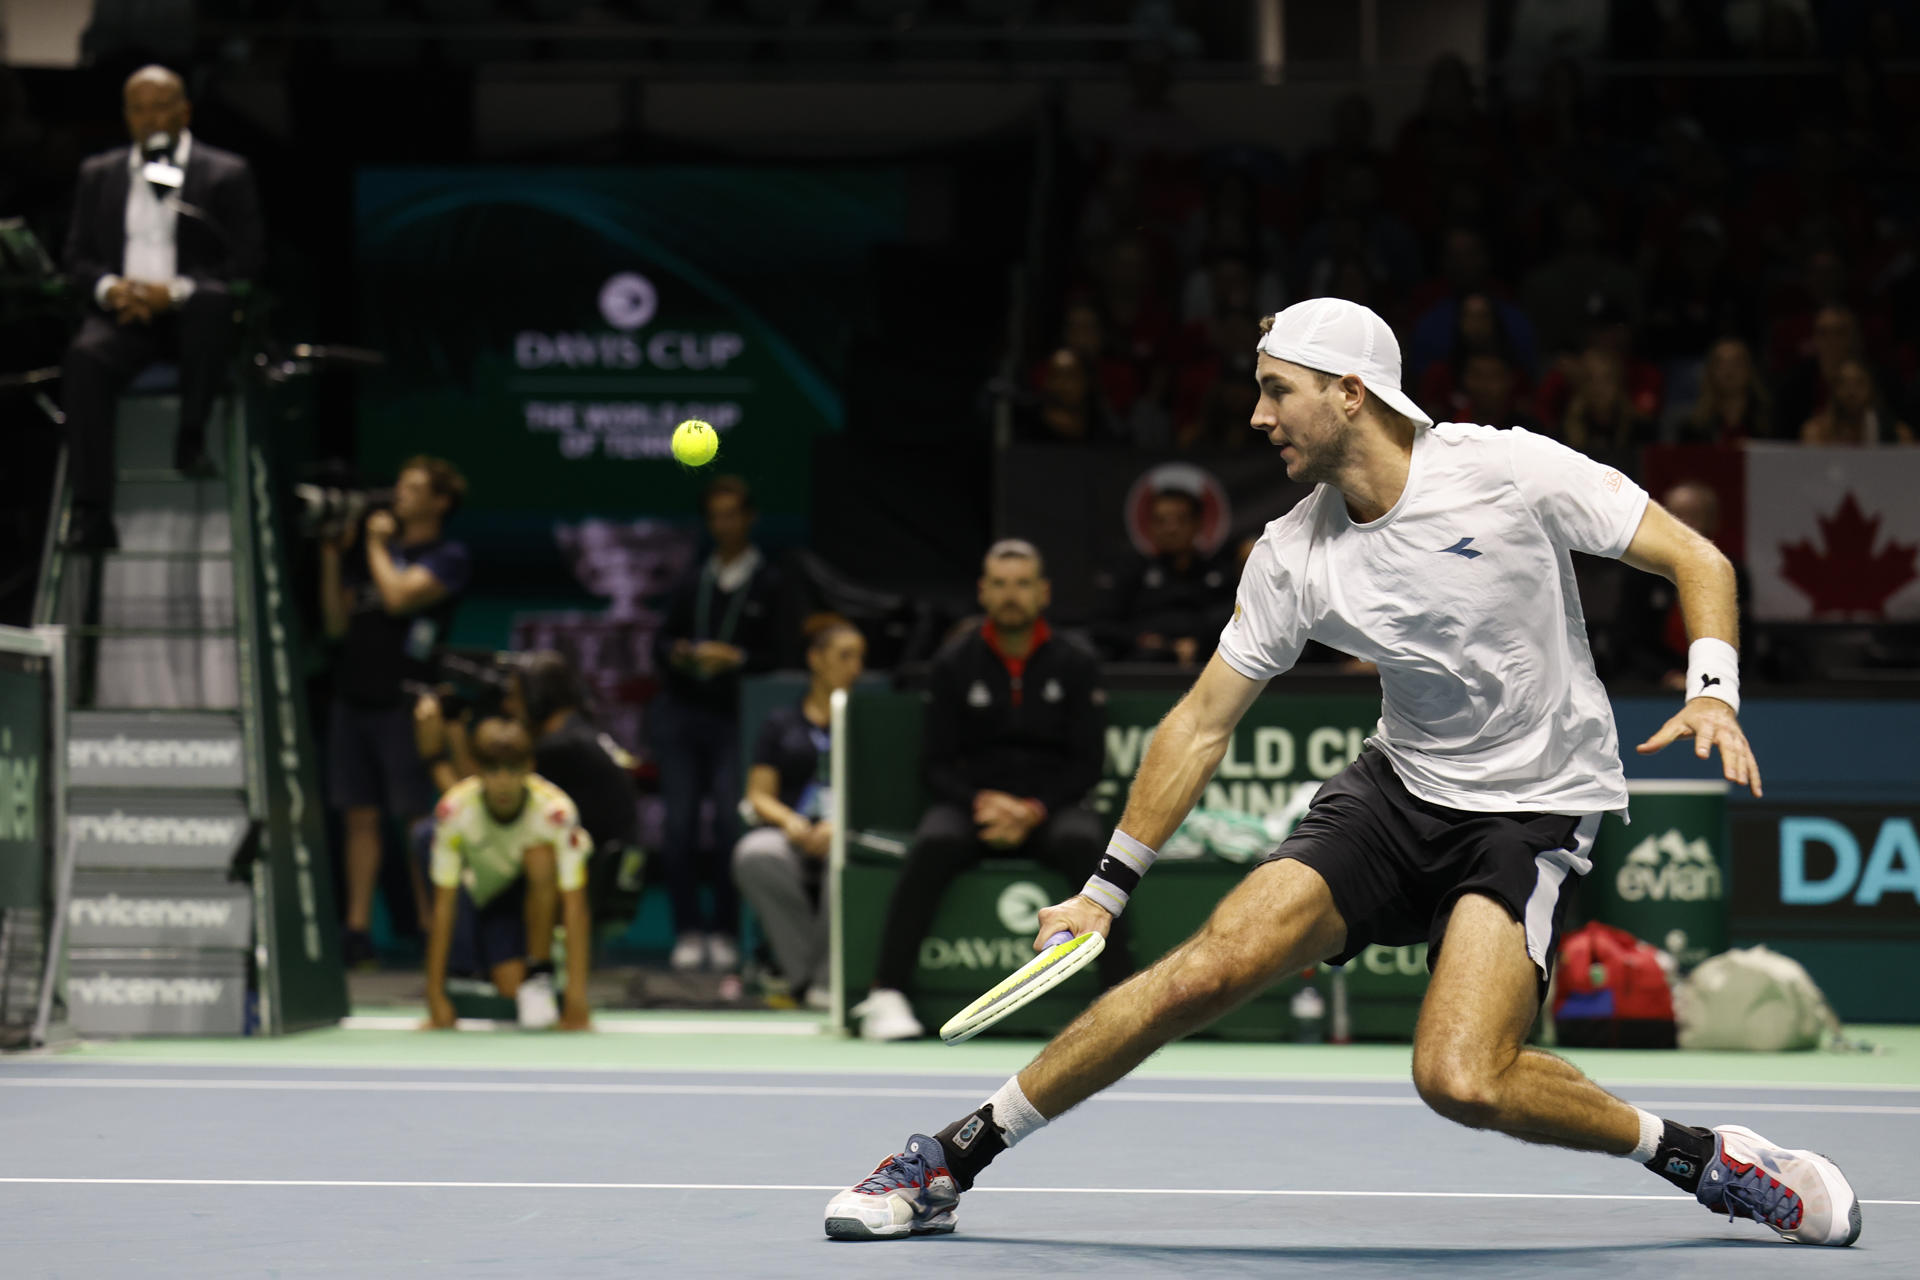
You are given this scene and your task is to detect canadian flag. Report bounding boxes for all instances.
[1747,445,1920,621]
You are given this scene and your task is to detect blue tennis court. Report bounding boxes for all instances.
[3,1024,1913,1278]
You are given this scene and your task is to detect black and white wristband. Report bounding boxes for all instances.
[1080,830,1158,917]
[1686,637,1740,715]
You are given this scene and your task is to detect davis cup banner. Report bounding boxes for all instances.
[1745,445,1920,621]
[354,168,907,537]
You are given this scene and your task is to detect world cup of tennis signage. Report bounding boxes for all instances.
[355,168,907,525]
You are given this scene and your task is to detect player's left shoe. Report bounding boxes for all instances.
[1697,1124,1861,1246]
[823,1134,959,1241]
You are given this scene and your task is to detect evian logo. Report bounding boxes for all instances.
[1617,830,1722,903]
[598,272,658,331]
[73,811,243,847]
[69,734,241,770]
[69,974,226,1006]
[70,894,237,930]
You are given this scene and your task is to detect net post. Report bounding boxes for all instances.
[827,687,849,1036]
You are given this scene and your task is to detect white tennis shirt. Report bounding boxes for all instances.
[1217,423,1650,815]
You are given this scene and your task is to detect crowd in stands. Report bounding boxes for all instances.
[1023,41,1920,465]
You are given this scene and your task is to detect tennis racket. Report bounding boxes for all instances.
[938,929,1106,1045]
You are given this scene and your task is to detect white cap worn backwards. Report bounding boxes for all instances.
[1255,297,1434,427]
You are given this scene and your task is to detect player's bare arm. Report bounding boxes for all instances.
[1035,654,1267,948]
[1618,500,1763,796]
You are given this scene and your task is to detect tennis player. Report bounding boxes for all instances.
[824,298,1860,1247]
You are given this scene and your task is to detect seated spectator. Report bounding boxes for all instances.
[852,540,1133,1041]
[1455,351,1542,431]
[1676,337,1773,444]
[1391,53,1504,241]
[1022,348,1122,443]
[1520,201,1640,361]
[1763,246,1855,375]
[1800,357,1916,444]
[1415,292,1532,419]
[1296,163,1423,298]
[1171,297,1260,446]
[420,719,592,1032]
[1178,246,1285,330]
[1559,347,1656,468]
[1052,299,1143,421]
[1298,91,1389,220]
[731,617,867,1011]
[1406,227,1540,380]
[1097,232,1177,377]
[1189,371,1263,450]
[1642,213,1749,362]
[1535,297,1664,428]
[1609,482,1750,689]
[1775,304,1867,435]
[1092,488,1233,665]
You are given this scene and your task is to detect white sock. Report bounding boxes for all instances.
[985,1077,1048,1147]
[1624,1108,1662,1164]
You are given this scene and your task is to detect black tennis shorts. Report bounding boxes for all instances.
[1259,749,1601,991]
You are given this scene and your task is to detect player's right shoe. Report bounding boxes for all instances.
[823,1134,959,1241]
[515,972,558,1030]
[1697,1124,1862,1246]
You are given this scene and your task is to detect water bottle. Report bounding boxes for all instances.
[1290,984,1327,1044]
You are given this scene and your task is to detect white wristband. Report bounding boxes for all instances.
[1686,637,1740,714]
[1081,829,1158,918]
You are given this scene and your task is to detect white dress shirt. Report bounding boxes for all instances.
[94,130,197,309]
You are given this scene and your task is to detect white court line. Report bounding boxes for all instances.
[14,1055,1918,1092]
[339,1016,822,1035]
[2,1076,1918,1116]
[0,1178,1913,1206]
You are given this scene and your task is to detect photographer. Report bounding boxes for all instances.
[320,455,471,967]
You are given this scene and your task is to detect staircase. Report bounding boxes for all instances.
[37,391,346,1036]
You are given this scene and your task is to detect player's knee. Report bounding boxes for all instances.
[1412,1050,1501,1129]
[1153,946,1243,1020]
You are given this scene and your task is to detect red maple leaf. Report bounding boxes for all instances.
[1778,491,1920,617]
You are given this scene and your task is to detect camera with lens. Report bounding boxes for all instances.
[293,482,393,543]
[403,650,518,726]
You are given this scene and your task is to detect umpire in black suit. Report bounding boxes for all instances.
[60,65,263,549]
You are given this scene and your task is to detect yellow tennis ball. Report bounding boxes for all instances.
[671,418,719,466]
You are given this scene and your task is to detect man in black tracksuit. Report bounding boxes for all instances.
[855,540,1134,1040]
[650,475,784,973]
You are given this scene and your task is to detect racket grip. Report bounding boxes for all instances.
[1043,930,1073,947]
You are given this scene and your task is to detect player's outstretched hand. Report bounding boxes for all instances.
[1033,895,1113,953]
[1635,696,1763,797]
